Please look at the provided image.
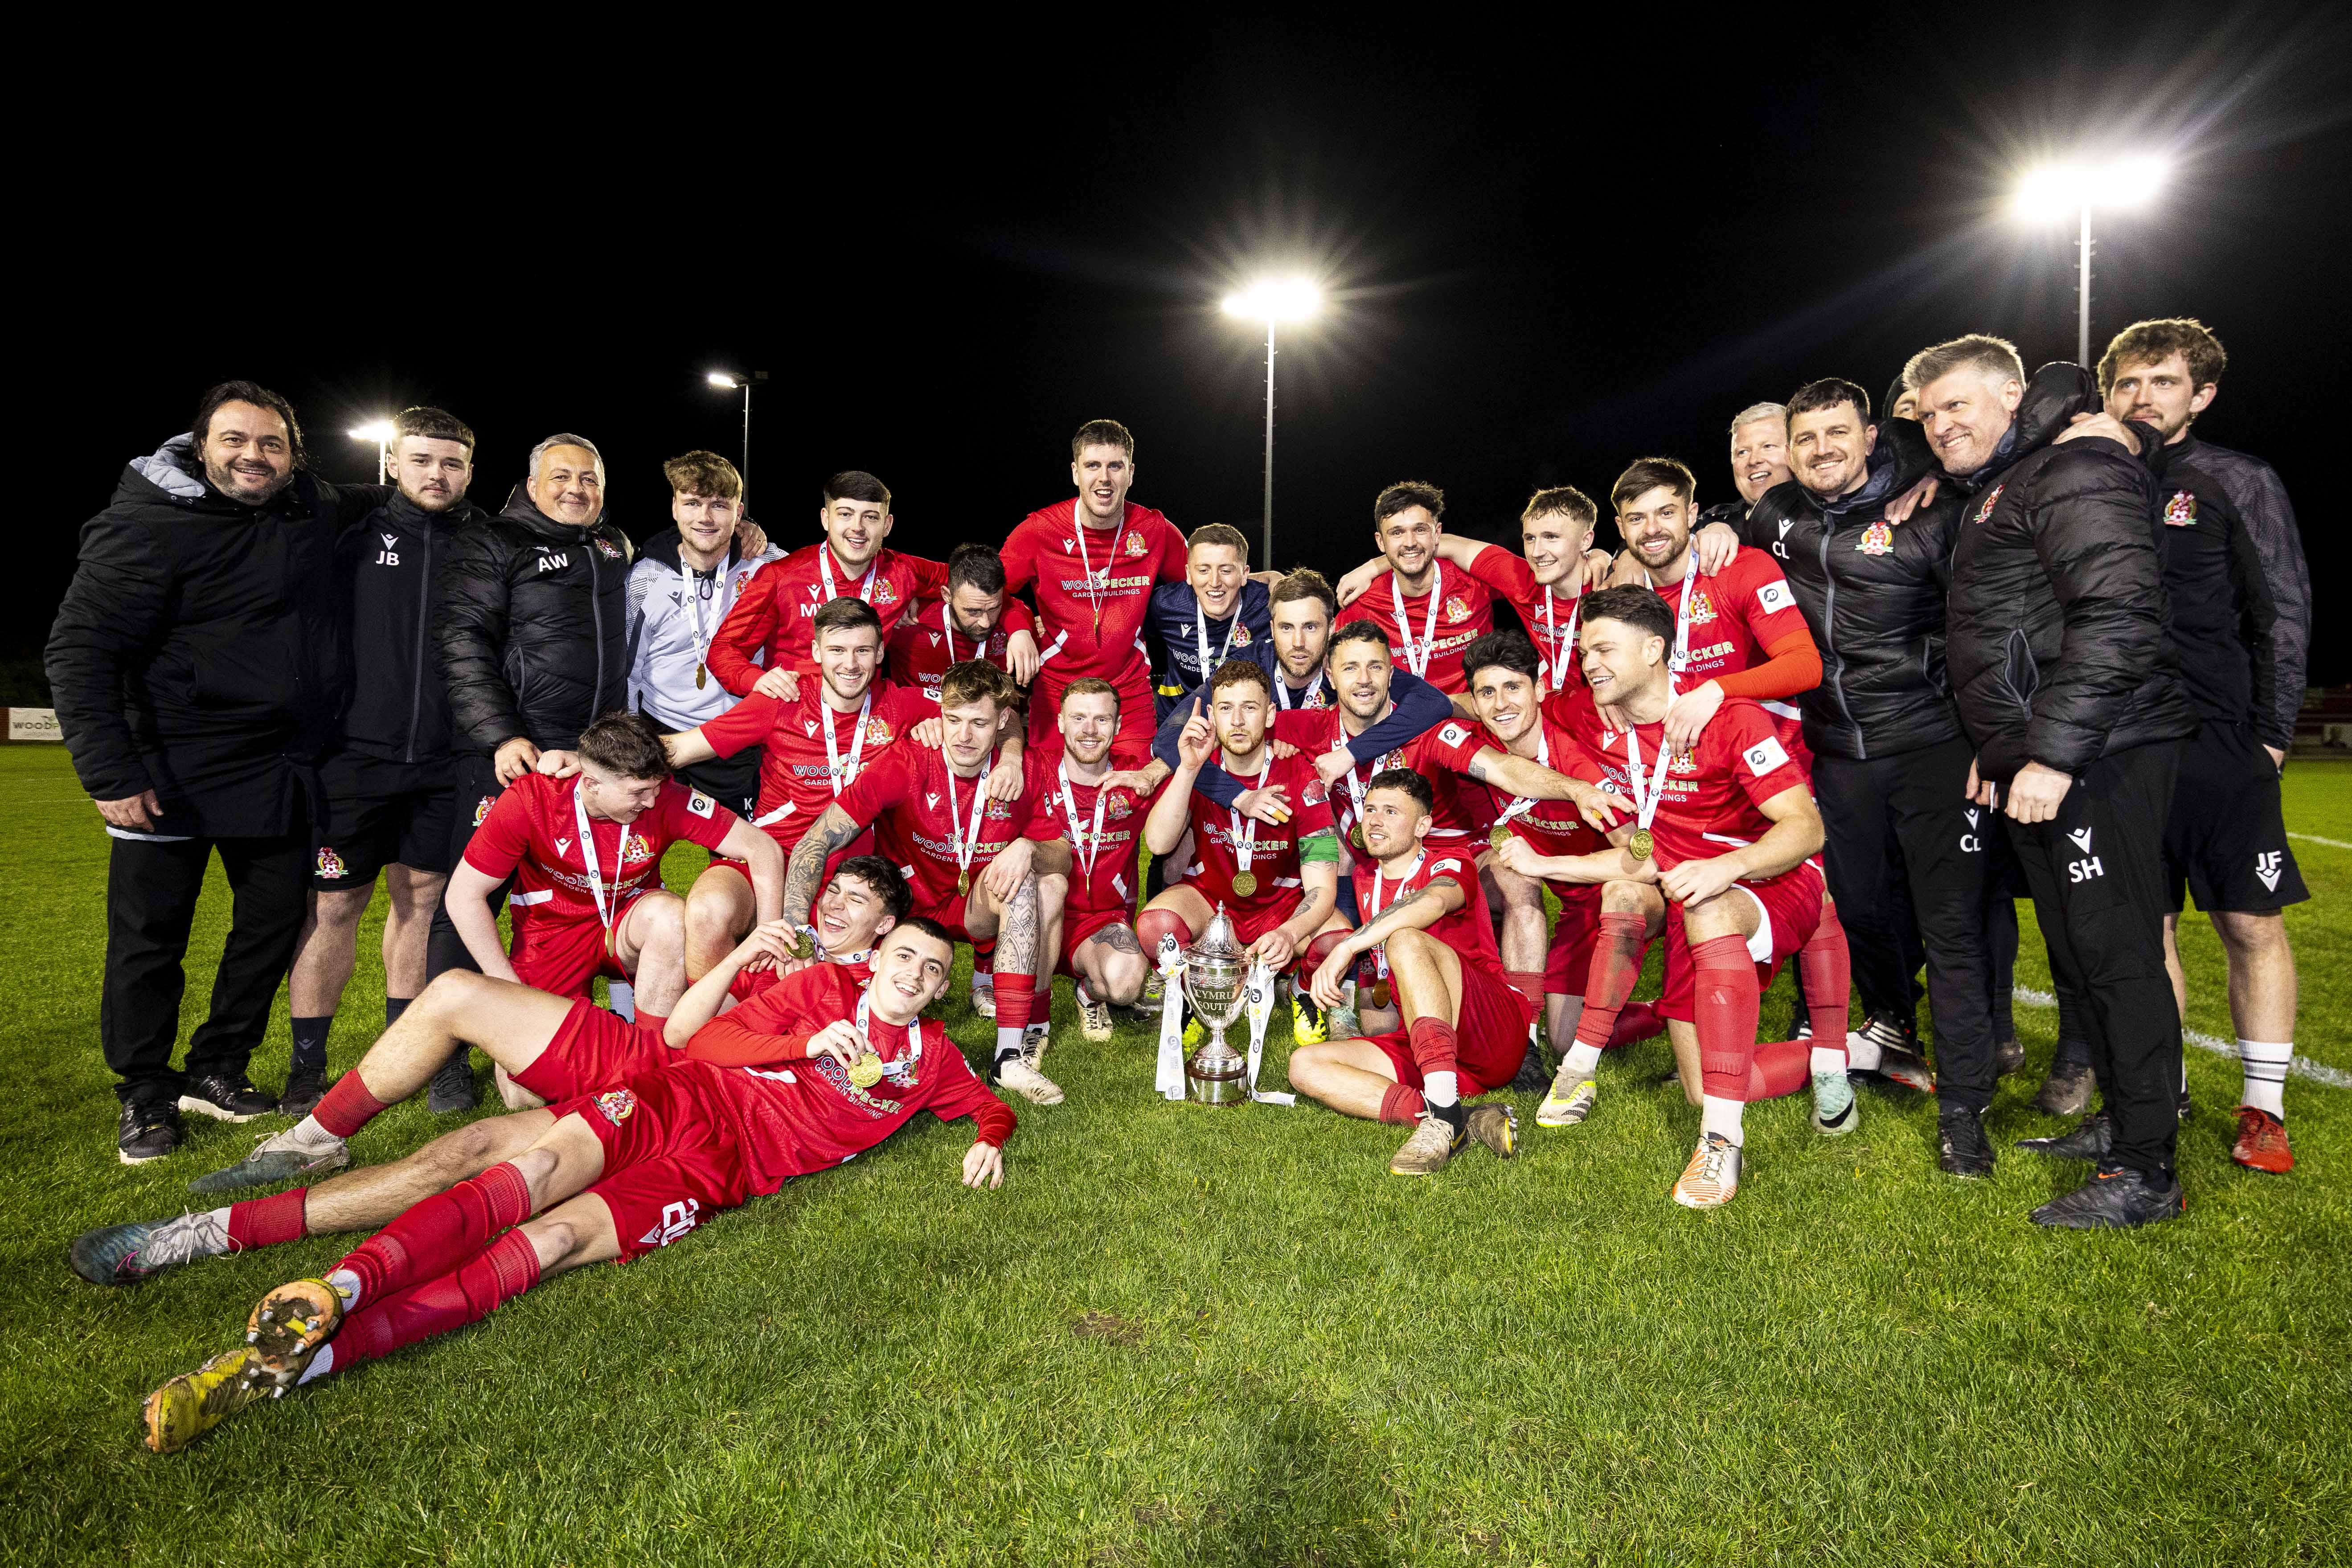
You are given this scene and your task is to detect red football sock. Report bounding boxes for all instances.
[1609,1000,1664,1050]
[1298,929,1349,983]
[1799,901,1852,1060]
[335,1160,534,1304]
[1406,1016,1459,1081]
[226,1187,307,1249]
[634,1011,667,1038]
[330,1228,543,1372]
[1135,908,1191,964]
[1692,934,1761,1101]
[1504,970,1545,1007]
[311,1071,389,1139]
[1573,912,1649,1051]
[1378,1081,1426,1125]
[972,944,995,977]
[1746,1037,1811,1100]
[993,973,1034,1032]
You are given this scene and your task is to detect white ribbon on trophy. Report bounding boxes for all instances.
[1242,960,1294,1106]
[1153,934,1188,1101]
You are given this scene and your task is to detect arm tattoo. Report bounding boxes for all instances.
[1362,884,1432,947]
[782,806,860,918]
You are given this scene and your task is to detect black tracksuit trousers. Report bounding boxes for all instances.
[1811,736,2006,1111]
[102,828,310,1105]
[425,751,509,983]
[2000,741,2182,1179]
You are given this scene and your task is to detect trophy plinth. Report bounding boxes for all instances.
[1181,906,1253,1107]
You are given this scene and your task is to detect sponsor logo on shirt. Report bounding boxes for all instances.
[1756,579,1793,612]
[1431,857,1463,874]
[687,790,716,819]
[1972,484,2004,525]
[1858,521,1894,556]
[1438,723,1471,746]
[2164,491,2198,527]
[1742,737,1791,777]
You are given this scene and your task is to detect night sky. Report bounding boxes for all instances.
[26,13,2351,689]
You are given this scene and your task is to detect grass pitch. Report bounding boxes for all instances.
[0,743,2345,1566]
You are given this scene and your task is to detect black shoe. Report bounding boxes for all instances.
[117,1097,183,1165]
[2031,1060,2096,1118]
[1993,1036,2026,1077]
[1510,1036,1550,1094]
[2017,1110,2112,1162]
[279,1056,329,1119]
[1937,1103,1996,1178]
[2030,1163,2186,1229]
[426,1045,479,1114]
[178,1073,278,1123]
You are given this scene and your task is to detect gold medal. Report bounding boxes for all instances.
[1370,981,1392,1009]
[1628,828,1654,860]
[1490,825,1511,848]
[694,662,707,690]
[847,1052,885,1089]
[1349,823,1365,851]
[957,870,971,897]
[1232,870,1258,898]
[787,928,815,960]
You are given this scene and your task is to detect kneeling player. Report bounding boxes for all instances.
[782,663,1074,1105]
[1524,588,1849,1208]
[447,712,785,1033]
[1137,662,1349,1039]
[1294,771,1525,1175]
[121,922,1012,1453]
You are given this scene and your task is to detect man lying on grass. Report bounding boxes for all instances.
[84,921,1014,1454]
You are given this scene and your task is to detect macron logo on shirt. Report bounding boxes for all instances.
[1742,737,1790,777]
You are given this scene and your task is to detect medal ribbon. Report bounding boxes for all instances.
[820,691,873,798]
[1542,585,1582,691]
[1226,750,1273,888]
[1665,555,1700,688]
[1071,512,1129,635]
[1391,564,1444,677]
[1193,597,1239,680]
[1057,759,1110,881]
[1367,850,1428,983]
[1492,724,1551,831]
[818,547,878,607]
[1336,701,1393,839]
[1620,718,1675,844]
[571,783,638,931]
[944,750,994,885]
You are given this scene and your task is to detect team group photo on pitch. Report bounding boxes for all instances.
[44,313,2313,1455]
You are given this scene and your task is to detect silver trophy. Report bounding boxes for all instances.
[1181,906,1253,1106]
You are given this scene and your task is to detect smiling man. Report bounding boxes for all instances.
[2095,317,2307,1174]
[1330,482,1496,695]
[886,542,1040,707]
[1036,678,1161,1038]
[626,450,784,820]
[49,381,350,1163]
[124,921,1011,1455]
[1930,332,2197,1227]
[1145,523,1274,721]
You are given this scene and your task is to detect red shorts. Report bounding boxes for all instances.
[1031,662,1156,768]
[1542,882,1604,995]
[511,998,672,1101]
[563,1064,754,1261]
[1361,960,1536,1097]
[509,904,636,999]
[915,892,981,946]
[1058,904,1136,976]
[1168,890,1303,951]
[1657,862,1825,1022]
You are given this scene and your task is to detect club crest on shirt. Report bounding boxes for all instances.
[1686,590,1717,625]
[1230,623,1253,645]
[1972,484,2004,525]
[593,536,623,560]
[315,846,347,880]
[733,570,754,592]
[1124,532,1150,557]
[1443,595,1472,624]
[864,720,894,744]
[2164,491,2198,526]
[872,581,899,607]
[475,795,495,826]
[1858,520,1894,556]
[1106,794,1133,819]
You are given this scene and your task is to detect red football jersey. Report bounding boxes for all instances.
[1271,708,1485,842]
[1349,847,1507,981]
[464,773,738,924]
[1652,548,1805,691]
[833,745,1062,910]
[1344,561,1496,694]
[697,679,932,850]
[705,544,948,693]
[680,964,1012,1192]
[1176,748,1337,916]
[1417,700,1606,862]
[1562,697,1808,874]
[1458,547,1586,691]
[885,598,1035,704]
[1044,763,1159,917]
[999,501,1187,685]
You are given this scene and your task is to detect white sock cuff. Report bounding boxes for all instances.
[2237,1038,2294,1067]
[1700,1094,1745,1146]
[1808,1045,1848,1077]
[1562,1042,1603,1078]
[1422,1070,1459,1108]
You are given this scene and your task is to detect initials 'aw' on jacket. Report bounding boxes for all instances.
[434,489,633,755]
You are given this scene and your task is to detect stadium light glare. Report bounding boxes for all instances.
[1221,278,1321,323]
[348,421,395,483]
[706,371,741,389]
[2012,154,2171,366]
[705,370,769,487]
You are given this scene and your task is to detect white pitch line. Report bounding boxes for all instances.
[2287,831,2352,851]
[2012,986,2350,1089]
